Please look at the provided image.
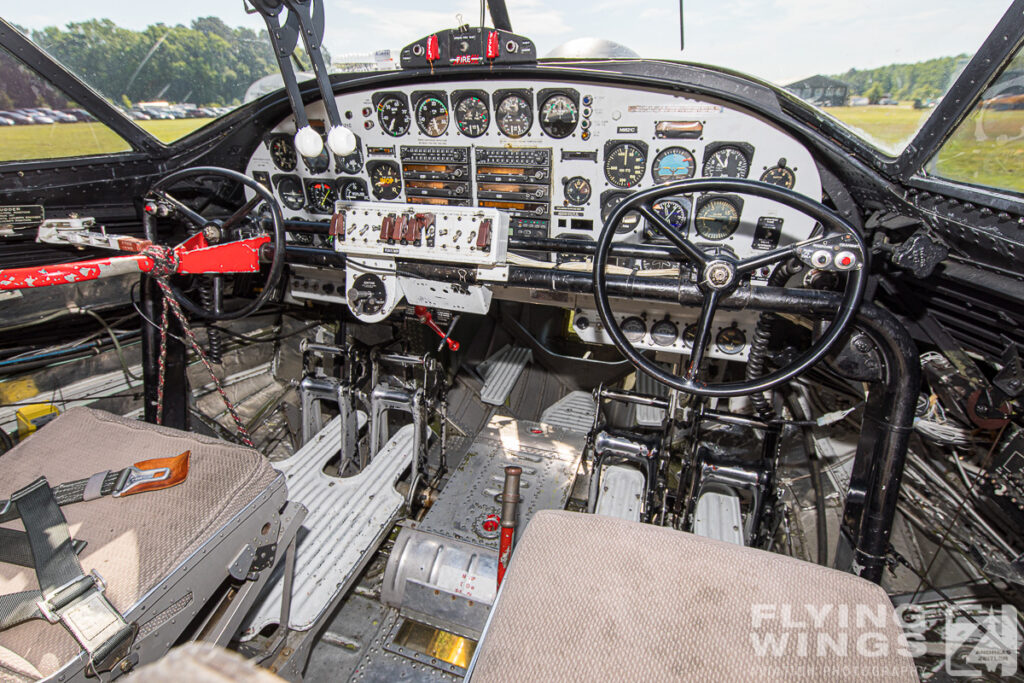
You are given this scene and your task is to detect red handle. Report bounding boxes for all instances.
[414,305,460,351]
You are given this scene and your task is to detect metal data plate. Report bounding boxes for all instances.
[417,415,586,551]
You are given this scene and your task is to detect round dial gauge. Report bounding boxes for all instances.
[564,177,592,205]
[496,94,532,138]
[683,323,698,347]
[702,146,750,178]
[377,96,410,137]
[268,136,297,171]
[539,94,578,138]
[415,96,449,137]
[605,142,647,188]
[652,147,696,184]
[348,273,387,316]
[621,316,647,343]
[715,325,747,355]
[306,180,336,214]
[651,199,688,231]
[454,95,489,137]
[340,179,368,201]
[276,176,305,210]
[650,320,679,346]
[337,146,363,174]
[601,192,642,234]
[368,161,402,200]
[759,163,796,189]
[695,197,741,240]
[303,147,330,174]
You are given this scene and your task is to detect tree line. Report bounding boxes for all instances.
[831,54,969,103]
[5,17,326,109]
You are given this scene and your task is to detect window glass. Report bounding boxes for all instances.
[928,45,1024,194]
[0,45,131,161]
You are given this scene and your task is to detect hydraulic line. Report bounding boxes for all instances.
[746,259,805,418]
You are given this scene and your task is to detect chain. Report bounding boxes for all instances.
[144,246,255,447]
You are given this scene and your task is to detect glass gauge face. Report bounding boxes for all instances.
[759,164,796,189]
[605,142,647,188]
[455,95,489,137]
[715,325,747,354]
[496,94,532,138]
[564,177,592,205]
[340,179,368,201]
[650,320,679,346]
[601,192,642,234]
[305,180,336,214]
[268,136,297,171]
[621,316,647,343]
[539,94,578,138]
[276,176,305,210]
[415,96,449,137]
[702,146,750,178]
[303,146,330,174]
[651,199,688,231]
[695,197,741,240]
[683,323,698,347]
[652,147,696,183]
[337,146,362,174]
[377,96,410,136]
[368,161,402,200]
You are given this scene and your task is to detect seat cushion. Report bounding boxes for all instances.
[470,510,918,682]
[0,407,279,680]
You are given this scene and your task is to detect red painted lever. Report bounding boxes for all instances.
[414,305,459,351]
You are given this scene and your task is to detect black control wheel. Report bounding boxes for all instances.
[593,178,867,397]
[146,166,286,321]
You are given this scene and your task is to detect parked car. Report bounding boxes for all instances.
[0,111,33,124]
[0,116,14,126]
[63,108,96,121]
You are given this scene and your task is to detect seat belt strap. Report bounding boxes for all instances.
[1,478,136,674]
[0,528,86,568]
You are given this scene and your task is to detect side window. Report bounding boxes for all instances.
[0,45,131,162]
[928,45,1024,195]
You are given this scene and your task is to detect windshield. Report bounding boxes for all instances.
[2,1,1012,151]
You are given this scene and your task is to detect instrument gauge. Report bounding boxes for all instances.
[759,162,796,189]
[336,145,363,175]
[601,191,642,234]
[604,142,647,188]
[349,273,387,316]
[539,93,578,138]
[652,147,696,184]
[695,196,741,240]
[715,325,747,355]
[682,323,698,347]
[415,96,449,137]
[268,136,297,171]
[340,179,368,201]
[652,199,688,231]
[564,177,592,206]
[496,94,532,138]
[650,319,679,346]
[275,176,305,211]
[454,95,489,137]
[702,145,750,178]
[621,316,647,343]
[367,161,402,200]
[302,146,330,174]
[305,180,336,214]
[377,96,411,137]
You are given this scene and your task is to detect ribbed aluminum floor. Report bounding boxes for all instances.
[634,367,669,427]
[242,417,414,636]
[478,345,532,405]
[540,390,597,433]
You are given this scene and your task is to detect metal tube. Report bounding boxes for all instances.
[497,465,522,588]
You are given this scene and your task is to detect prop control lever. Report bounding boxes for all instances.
[414,306,460,351]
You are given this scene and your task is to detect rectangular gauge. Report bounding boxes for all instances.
[752,217,784,251]
[655,121,704,139]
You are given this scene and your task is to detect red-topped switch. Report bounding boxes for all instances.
[486,31,500,60]
[380,214,395,242]
[476,218,492,252]
[392,214,408,242]
[426,35,439,62]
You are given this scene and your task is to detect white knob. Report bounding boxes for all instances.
[294,126,323,158]
[327,125,357,156]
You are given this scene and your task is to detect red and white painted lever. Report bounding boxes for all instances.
[414,305,460,351]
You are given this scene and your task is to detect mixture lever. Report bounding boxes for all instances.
[414,306,460,351]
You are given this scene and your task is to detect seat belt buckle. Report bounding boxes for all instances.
[112,450,191,497]
[113,465,171,497]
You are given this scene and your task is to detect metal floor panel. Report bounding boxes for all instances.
[540,390,597,433]
[417,415,586,550]
[634,367,669,427]
[242,417,414,635]
[478,345,532,406]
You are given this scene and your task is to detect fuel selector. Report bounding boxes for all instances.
[347,273,388,316]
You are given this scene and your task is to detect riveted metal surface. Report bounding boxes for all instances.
[478,345,532,406]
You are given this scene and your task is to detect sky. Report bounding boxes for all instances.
[3,0,1013,84]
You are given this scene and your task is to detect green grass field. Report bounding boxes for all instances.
[824,105,930,150]
[0,119,214,161]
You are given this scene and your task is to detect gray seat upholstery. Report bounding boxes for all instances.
[0,408,281,681]
[470,510,918,682]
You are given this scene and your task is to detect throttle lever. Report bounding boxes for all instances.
[414,305,460,351]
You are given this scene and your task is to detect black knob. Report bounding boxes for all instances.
[575,316,590,330]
